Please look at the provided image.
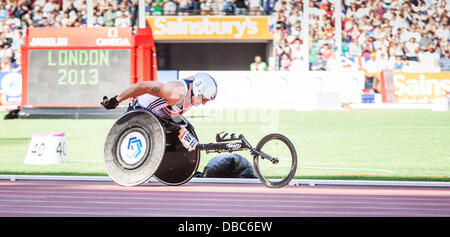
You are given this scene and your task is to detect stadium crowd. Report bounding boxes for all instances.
[0,0,448,73]
[271,0,450,72]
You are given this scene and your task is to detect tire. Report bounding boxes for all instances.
[253,133,298,188]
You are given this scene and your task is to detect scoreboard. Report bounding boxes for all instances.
[27,49,130,105]
[21,27,157,107]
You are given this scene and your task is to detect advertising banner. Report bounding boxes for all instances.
[0,72,22,104]
[146,16,273,40]
[393,72,450,103]
[178,71,365,110]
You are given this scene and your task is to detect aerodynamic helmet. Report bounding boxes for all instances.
[192,73,218,100]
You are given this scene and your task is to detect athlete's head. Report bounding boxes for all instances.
[191,72,218,106]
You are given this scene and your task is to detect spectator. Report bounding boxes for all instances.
[321,43,333,61]
[440,50,450,72]
[275,12,288,32]
[211,0,223,15]
[348,40,362,59]
[179,0,191,16]
[418,44,441,72]
[435,22,449,42]
[279,52,291,71]
[309,41,320,69]
[234,0,247,15]
[191,0,201,15]
[311,53,327,71]
[211,0,225,16]
[60,12,72,27]
[290,24,301,38]
[250,55,268,71]
[0,32,11,49]
[103,5,116,26]
[11,30,23,52]
[94,10,104,27]
[404,37,420,62]
[6,14,21,29]
[0,3,8,21]
[382,0,394,10]
[362,53,381,92]
[0,43,13,61]
[418,31,434,52]
[275,38,291,61]
[424,16,437,33]
[289,10,301,26]
[163,0,177,15]
[263,0,274,15]
[200,0,213,15]
[48,10,60,27]
[390,53,405,72]
[376,52,390,71]
[406,24,421,42]
[290,38,304,61]
[361,35,375,60]
[224,0,236,15]
[144,0,153,15]
[152,0,164,16]
[248,0,262,16]
[374,1,386,20]
[42,0,58,18]
[290,39,305,71]
[114,11,131,27]
[0,57,12,72]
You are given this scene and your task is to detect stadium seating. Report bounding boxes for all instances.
[0,0,448,72]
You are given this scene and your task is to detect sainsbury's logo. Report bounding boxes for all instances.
[152,17,259,38]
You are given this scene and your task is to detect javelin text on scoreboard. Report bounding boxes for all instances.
[29,37,68,47]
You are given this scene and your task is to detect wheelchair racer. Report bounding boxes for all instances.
[101,72,218,151]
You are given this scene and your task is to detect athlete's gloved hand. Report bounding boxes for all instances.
[178,126,199,152]
[101,95,119,110]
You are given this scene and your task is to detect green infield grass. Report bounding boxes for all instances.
[0,109,449,181]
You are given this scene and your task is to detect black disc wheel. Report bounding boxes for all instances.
[153,120,200,186]
[253,133,298,188]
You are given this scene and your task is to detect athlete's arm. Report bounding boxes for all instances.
[116,80,185,106]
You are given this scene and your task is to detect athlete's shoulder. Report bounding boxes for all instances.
[161,80,186,106]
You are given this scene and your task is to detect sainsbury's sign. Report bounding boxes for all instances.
[146,16,273,40]
[394,72,450,103]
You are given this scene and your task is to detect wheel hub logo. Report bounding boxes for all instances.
[120,132,146,165]
[126,137,142,159]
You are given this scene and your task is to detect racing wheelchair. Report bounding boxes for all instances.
[104,110,298,188]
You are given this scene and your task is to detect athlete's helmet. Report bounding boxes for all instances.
[192,73,218,100]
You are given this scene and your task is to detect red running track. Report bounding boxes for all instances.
[0,180,449,217]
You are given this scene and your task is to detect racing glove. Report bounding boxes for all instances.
[178,126,199,152]
[101,95,119,110]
